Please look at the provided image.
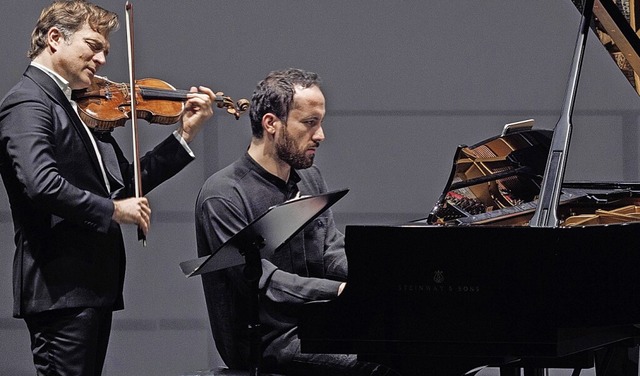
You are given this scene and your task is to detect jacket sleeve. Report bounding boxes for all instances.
[107,132,194,198]
[260,259,342,304]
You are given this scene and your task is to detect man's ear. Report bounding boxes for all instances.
[262,113,279,135]
[47,27,65,52]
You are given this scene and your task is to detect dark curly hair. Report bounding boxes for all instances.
[249,68,322,138]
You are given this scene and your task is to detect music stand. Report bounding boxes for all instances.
[179,188,349,376]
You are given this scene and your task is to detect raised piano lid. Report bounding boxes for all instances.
[582,0,640,94]
[426,0,640,227]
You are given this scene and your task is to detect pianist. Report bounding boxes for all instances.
[194,68,399,375]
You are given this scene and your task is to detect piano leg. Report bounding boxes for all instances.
[594,343,639,376]
[499,342,640,376]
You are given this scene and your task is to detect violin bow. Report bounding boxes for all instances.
[125,1,146,246]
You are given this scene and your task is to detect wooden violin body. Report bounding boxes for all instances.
[72,75,249,132]
[73,76,181,131]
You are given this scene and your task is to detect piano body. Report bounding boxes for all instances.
[299,0,640,375]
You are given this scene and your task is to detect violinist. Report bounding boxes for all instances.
[0,1,216,374]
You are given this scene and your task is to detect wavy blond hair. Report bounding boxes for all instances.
[28,0,119,59]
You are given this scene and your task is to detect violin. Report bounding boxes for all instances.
[72,75,250,132]
[112,1,250,245]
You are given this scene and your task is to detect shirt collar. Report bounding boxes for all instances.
[30,62,73,101]
[243,152,301,191]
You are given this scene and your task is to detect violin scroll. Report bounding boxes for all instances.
[214,93,250,120]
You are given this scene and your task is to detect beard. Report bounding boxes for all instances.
[276,126,316,170]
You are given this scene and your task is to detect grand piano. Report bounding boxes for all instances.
[299,0,640,375]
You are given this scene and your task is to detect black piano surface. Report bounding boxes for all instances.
[299,1,640,374]
[300,220,640,374]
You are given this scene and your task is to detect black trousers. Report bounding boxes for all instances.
[24,307,113,376]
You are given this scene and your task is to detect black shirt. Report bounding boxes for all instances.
[195,152,347,369]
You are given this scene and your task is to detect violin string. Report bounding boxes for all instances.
[139,87,189,101]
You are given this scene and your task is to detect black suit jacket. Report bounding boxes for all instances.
[0,66,194,317]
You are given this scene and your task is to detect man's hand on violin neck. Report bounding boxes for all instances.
[177,86,216,143]
[112,197,151,235]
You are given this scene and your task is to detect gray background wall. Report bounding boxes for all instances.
[1,1,639,375]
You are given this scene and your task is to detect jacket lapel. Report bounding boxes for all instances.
[94,131,124,193]
[25,66,111,193]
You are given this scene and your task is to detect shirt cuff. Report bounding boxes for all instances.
[173,130,195,158]
[259,259,279,289]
